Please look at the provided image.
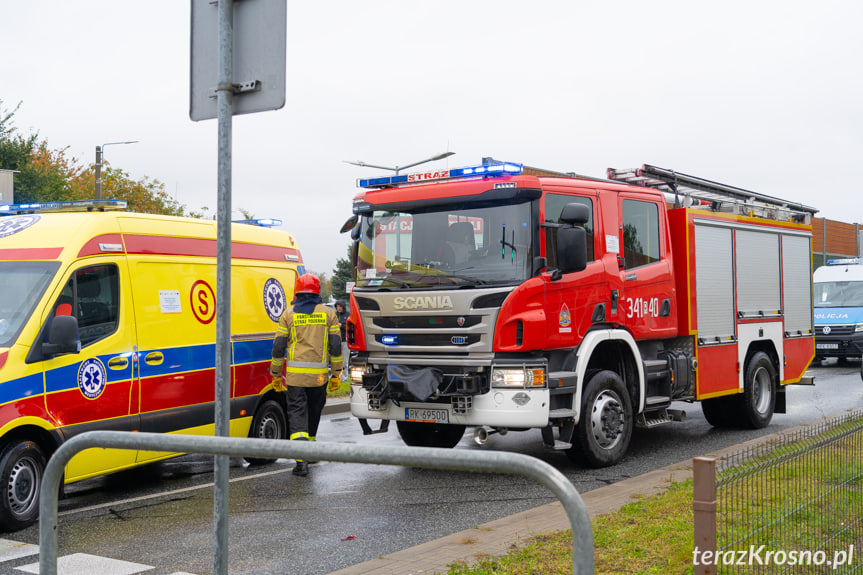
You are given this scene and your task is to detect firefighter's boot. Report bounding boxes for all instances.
[293,460,309,476]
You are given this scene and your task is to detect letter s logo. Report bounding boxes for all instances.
[190,280,216,324]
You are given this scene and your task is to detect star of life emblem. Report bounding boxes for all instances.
[78,358,107,400]
[263,278,286,322]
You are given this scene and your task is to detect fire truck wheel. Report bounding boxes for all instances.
[396,421,466,448]
[0,439,45,532]
[244,400,287,466]
[569,370,633,468]
[740,351,776,429]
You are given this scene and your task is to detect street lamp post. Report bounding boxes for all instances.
[95,140,139,200]
[344,151,454,176]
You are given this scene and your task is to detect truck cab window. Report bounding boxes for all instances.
[544,194,594,268]
[621,200,660,269]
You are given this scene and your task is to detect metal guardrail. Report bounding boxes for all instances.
[39,431,594,574]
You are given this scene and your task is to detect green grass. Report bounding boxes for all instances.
[446,420,863,575]
[447,481,695,575]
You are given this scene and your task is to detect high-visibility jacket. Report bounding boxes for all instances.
[270,303,343,388]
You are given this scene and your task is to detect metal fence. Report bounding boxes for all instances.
[705,410,863,574]
[39,431,594,575]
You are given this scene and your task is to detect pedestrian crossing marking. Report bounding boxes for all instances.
[0,539,38,562]
[15,553,152,574]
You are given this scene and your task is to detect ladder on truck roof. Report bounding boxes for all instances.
[606,164,818,224]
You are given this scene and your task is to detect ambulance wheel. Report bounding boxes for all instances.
[0,440,45,531]
[701,395,739,428]
[739,351,776,429]
[245,400,287,466]
[396,421,466,448]
[568,370,632,468]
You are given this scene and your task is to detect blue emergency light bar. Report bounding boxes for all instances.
[826,258,863,266]
[233,218,283,227]
[357,162,524,188]
[0,199,127,215]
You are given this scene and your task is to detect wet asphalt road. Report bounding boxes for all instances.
[1,360,861,574]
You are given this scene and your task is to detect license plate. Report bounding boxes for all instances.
[405,408,449,424]
[816,343,839,350]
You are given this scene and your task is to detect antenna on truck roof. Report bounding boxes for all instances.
[606,164,817,224]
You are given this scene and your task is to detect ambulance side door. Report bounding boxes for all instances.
[41,260,140,480]
[130,258,219,463]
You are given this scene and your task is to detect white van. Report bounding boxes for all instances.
[813,258,863,361]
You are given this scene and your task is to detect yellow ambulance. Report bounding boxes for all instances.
[0,200,302,530]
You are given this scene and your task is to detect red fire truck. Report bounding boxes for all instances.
[341,160,816,467]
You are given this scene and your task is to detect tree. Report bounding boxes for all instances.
[330,244,353,301]
[1,99,205,216]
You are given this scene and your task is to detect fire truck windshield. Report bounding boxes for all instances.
[0,261,60,347]
[355,202,533,289]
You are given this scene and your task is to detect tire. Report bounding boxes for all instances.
[701,395,739,428]
[396,421,466,448]
[244,400,287,466]
[567,370,632,468]
[0,440,46,532]
[739,351,776,429]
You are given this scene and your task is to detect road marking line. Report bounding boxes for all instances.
[0,539,39,562]
[16,552,151,574]
[59,465,292,517]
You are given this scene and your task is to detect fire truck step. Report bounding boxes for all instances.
[645,395,671,406]
[548,408,577,419]
[636,410,673,428]
[550,440,573,450]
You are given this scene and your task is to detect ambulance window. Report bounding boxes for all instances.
[0,261,60,348]
[621,200,660,269]
[544,194,594,266]
[60,264,120,347]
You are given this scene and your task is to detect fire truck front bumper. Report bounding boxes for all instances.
[349,384,551,428]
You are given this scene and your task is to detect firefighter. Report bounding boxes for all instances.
[270,273,342,476]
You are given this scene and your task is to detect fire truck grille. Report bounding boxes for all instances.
[373,315,482,329]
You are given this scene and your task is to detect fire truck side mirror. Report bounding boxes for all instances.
[559,203,590,225]
[556,226,587,276]
[554,203,589,277]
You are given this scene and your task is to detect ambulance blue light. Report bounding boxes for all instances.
[233,218,283,227]
[357,162,524,188]
[0,199,127,215]
[381,334,399,346]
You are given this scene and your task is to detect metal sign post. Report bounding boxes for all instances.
[189,1,286,573]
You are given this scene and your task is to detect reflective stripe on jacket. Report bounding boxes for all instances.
[270,304,342,388]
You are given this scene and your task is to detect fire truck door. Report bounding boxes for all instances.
[617,197,677,340]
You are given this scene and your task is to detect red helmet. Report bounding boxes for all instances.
[294,273,321,295]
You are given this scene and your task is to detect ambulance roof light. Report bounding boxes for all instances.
[826,258,863,266]
[0,199,127,215]
[358,161,524,188]
[233,218,283,227]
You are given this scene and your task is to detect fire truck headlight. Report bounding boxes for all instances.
[492,367,546,388]
[855,323,863,333]
[350,365,368,384]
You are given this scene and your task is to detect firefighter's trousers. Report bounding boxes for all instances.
[286,384,327,441]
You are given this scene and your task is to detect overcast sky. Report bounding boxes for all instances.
[2,1,862,273]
